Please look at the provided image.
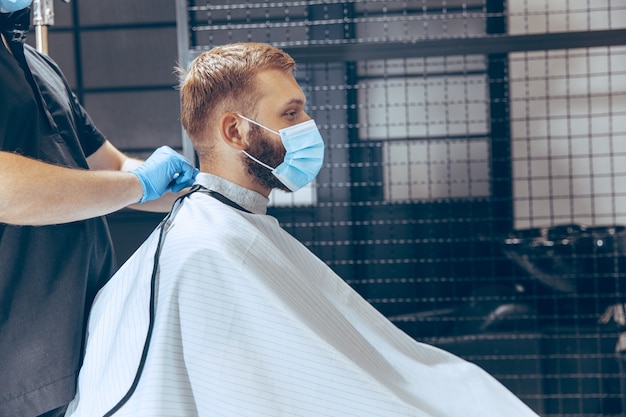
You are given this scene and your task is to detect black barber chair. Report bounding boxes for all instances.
[392,224,626,336]
[501,224,626,415]
[501,224,626,325]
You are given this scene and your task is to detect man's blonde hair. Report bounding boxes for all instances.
[178,42,296,158]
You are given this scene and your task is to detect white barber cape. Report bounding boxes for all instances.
[66,173,538,417]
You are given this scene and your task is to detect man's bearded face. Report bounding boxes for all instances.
[244,123,290,192]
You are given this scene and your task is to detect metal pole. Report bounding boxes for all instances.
[34,23,47,53]
[175,0,196,165]
[33,0,70,55]
[32,0,54,54]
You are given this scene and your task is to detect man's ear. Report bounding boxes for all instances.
[219,112,248,150]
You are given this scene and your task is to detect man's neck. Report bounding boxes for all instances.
[200,160,271,198]
[194,172,269,215]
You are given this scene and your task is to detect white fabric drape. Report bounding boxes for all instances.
[65,174,539,417]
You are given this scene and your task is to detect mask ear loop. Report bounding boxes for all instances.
[237,114,280,172]
[237,113,280,136]
[241,150,275,171]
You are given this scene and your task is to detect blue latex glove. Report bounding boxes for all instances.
[131,146,199,203]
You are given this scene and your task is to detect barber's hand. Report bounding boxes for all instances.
[130,146,199,203]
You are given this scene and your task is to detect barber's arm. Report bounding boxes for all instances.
[87,140,196,212]
[0,144,197,226]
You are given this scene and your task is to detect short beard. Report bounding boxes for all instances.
[244,124,290,192]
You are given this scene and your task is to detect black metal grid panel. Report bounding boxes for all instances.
[44,0,182,158]
[176,1,626,415]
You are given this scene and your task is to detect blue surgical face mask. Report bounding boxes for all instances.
[238,114,325,192]
[0,0,32,13]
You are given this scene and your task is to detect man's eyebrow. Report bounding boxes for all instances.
[281,98,305,107]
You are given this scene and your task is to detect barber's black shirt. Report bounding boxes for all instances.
[0,43,116,417]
